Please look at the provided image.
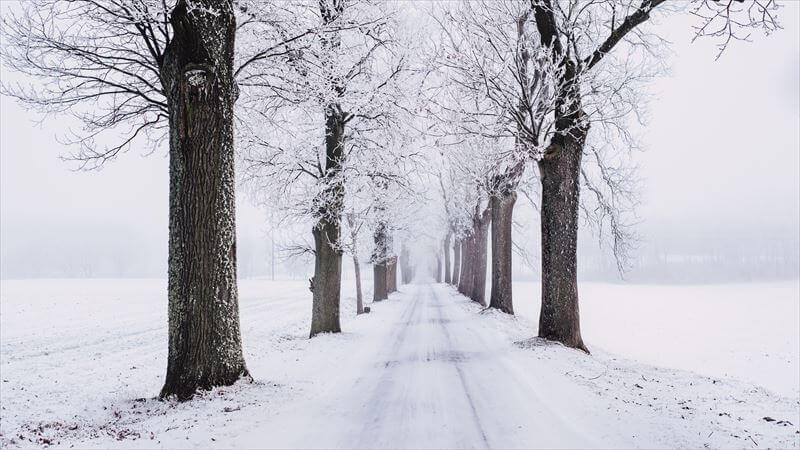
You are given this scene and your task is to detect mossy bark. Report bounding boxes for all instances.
[160,0,247,400]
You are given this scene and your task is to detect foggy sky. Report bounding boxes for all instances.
[1,3,798,281]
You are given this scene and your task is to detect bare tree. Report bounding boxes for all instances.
[528,0,781,351]
[344,211,365,314]
[239,0,410,336]
[427,0,780,350]
[1,0,257,400]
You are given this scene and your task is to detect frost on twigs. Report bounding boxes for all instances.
[185,69,210,88]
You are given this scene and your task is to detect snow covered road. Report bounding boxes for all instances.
[246,284,614,449]
[1,280,798,448]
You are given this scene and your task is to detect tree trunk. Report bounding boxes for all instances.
[309,0,346,338]
[471,209,491,306]
[489,190,516,314]
[537,116,588,352]
[452,239,461,286]
[372,220,388,301]
[311,218,342,336]
[400,242,411,284]
[373,262,388,301]
[159,0,247,400]
[353,254,364,315]
[436,255,443,283]
[309,106,345,337]
[387,256,397,293]
[458,234,473,296]
[443,232,452,284]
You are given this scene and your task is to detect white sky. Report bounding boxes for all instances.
[1,3,798,279]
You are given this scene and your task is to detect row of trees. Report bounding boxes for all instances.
[1,0,779,399]
[1,0,425,400]
[428,0,780,352]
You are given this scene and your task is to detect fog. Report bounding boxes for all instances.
[1,4,798,282]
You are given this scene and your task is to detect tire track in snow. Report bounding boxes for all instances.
[429,283,491,448]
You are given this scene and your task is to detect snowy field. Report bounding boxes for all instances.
[1,279,798,448]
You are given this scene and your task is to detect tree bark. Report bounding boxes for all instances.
[537,114,588,352]
[489,190,516,314]
[373,261,388,301]
[443,232,452,284]
[387,256,398,293]
[159,0,247,400]
[435,254,443,283]
[311,217,342,336]
[309,0,346,338]
[372,220,389,301]
[309,110,345,337]
[309,107,345,337]
[458,234,473,296]
[471,209,491,306]
[452,239,461,286]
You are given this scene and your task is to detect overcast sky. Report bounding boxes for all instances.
[1,3,798,280]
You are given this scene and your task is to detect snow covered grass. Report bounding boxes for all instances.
[0,279,798,448]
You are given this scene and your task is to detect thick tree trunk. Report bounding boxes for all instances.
[309,0,346,338]
[452,239,461,286]
[373,262,388,301]
[311,219,342,336]
[435,255,443,283]
[471,209,491,306]
[159,0,247,400]
[537,118,588,352]
[353,254,364,315]
[443,232,452,284]
[489,191,516,314]
[309,108,345,337]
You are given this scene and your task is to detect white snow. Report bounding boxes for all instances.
[1,279,798,448]
[511,281,800,398]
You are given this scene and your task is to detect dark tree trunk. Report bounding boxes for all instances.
[443,232,452,284]
[537,112,589,352]
[309,108,345,336]
[159,0,247,400]
[372,220,389,301]
[309,111,345,337]
[452,239,461,286]
[489,190,516,314]
[309,0,346,338]
[435,255,443,283]
[373,262,388,301]
[311,217,342,336]
[471,209,491,306]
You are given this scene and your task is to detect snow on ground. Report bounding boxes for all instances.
[0,279,798,449]
[511,281,800,398]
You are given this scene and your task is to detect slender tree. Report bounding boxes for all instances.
[238,0,410,336]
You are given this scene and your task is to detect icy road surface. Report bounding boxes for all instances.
[1,280,798,448]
